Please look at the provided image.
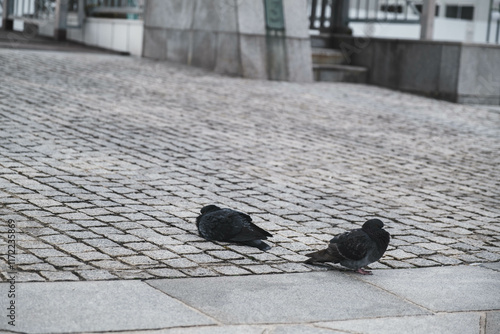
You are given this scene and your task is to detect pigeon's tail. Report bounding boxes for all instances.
[241,240,271,251]
[304,248,340,264]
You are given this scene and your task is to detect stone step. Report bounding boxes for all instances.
[311,48,345,65]
[313,64,368,83]
[310,34,335,49]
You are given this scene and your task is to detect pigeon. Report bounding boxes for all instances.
[196,205,273,251]
[305,219,390,275]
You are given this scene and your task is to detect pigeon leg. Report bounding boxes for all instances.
[355,268,373,275]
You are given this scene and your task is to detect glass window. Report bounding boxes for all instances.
[460,6,474,20]
[445,5,474,20]
[446,5,459,18]
[415,4,440,16]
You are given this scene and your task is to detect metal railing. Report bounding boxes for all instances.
[83,0,143,19]
[3,0,143,22]
[350,0,420,23]
[308,0,332,31]
[309,0,420,32]
[6,0,55,21]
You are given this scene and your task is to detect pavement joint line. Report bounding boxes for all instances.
[144,280,224,326]
[346,271,436,314]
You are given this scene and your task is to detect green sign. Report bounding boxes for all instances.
[264,0,285,30]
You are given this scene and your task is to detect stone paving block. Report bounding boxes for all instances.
[125,325,273,334]
[4,272,45,282]
[180,267,219,277]
[73,251,112,261]
[385,249,418,260]
[0,280,214,333]
[57,243,96,253]
[106,234,143,243]
[141,249,179,260]
[39,235,76,244]
[124,242,159,251]
[358,266,500,312]
[475,251,500,261]
[20,248,66,258]
[380,259,415,269]
[76,269,118,280]
[99,247,136,257]
[212,265,251,276]
[208,250,245,260]
[119,255,159,266]
[272,262,313,273]
[426,255,462,265]
[316,313,482,334]
[242,265,283,274]
[14,254,43,265]
[92,260,132,270]
[486,311,500,334]
[164,258,198,269]
[480,261,500,272]
[149,271,429,324]
[40,271,80,281]
[146,268,187,278]
[83,238,120,248]
[19,263,57,271]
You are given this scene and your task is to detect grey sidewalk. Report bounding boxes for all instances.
[0,264,499,333]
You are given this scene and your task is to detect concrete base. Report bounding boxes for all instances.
[313,64,368,83]
[53,28,66,41]
[2,18,14,31]
[330,34,500,105]
[312,48,345,65]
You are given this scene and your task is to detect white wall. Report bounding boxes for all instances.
[9,14,143,56]
[345,0,499,44]
[350,17,499,44]
[67,18,143,56]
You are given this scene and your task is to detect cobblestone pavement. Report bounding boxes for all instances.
[1,49,499,282]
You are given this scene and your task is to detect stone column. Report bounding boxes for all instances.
[420,0,436,40]
[142,0,313,82]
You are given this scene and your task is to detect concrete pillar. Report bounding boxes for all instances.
[2,0,14,31]
[420,0,436,40]
[54,0,69,40]
[142,0,313,82]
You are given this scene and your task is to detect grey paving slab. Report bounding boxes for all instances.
[148,271,429,325]
[0,280,215,334]
[114,324,344,334]
[358,265,500,312]
[316,312,483,334]
[480,261,500,272]
[486,311,500,334]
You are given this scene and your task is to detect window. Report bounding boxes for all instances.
[445,5,474,20]
[460,6,474,20]
[380,4,403,14]
[415,4,440,17]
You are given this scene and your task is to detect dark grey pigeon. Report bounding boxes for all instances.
[196,205,273,251]
[305,219,390,275]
